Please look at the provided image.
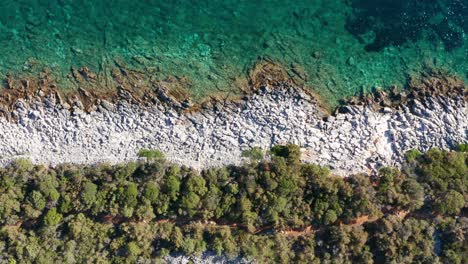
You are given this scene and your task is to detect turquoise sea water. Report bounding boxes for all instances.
[0,0,466,104]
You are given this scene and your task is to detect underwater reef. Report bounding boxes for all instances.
[0,0,466,105]
[346,0,467,52]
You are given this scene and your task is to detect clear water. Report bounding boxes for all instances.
[0,0,466,105]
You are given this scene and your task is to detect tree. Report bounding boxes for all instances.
[435,190,465,215]
[31,191,46,211]
[401,178,424,211]
[143,182,159,203]
[242,147,264,161]
[180,192,201,217]
[126,241,142,256]
[120,182,139,208]
[324,210,338,224]
[405,149,421,162]
[81,182,97,208]
[270,144,302,164]
[185,175,207,196]
[164,175,181,201]
[43,208,62,226]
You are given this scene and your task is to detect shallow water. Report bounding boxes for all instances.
[0,0,466,105]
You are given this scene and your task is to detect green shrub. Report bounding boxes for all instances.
[10,158,34,172]
[143,182,160,203]
[242,147,264,161]
[435,190,465,215]
[126,241,142,256]
[81,182,97,207]
[31,191,46,210]
[324,210,338,224]
[138,149,165,160]
[270,144,301,164]
[43,208,62,226]
[120,183,139,208]
[405,149,421,162]
[455,143,468,152]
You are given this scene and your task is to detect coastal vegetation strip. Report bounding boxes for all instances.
[0,145,466,263]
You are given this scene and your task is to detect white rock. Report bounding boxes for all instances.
[0,86,464,177]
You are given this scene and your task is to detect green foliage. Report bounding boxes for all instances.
[270,144,301,164]
[126,241,142,256]
[435,190,465,215]
[115,162,138,181]
[409,149,467,213]
[138,149,165,160]
[143,182,159,203]
[43,208,62,226]
[120,182,139,208]
[185,175,207,196]
[242,147,264,161]
[405,149,421,162]
[180,192,201,217]
[31,191,46,210]
[455,143,468,152]
[376,167,425,211]
[0,145,465,262]
[323,210,338,224]
[81,182,97,207]
[10,158,34,173]
[164,175,181,201]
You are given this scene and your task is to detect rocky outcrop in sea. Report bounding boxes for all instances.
[0,82,465,175]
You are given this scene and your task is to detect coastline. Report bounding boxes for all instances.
[0,73,466,175]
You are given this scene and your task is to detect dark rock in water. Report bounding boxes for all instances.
[346,0,467,52]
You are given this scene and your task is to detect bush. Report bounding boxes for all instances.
[435,190,465,215]
[10,158,34,172]
[120,183,139,208]
[81,182,97,207]
[126,241,142,256]
[324,210,338,224]
[143,182,160,203]
[43,208,62,226]
[270,144,301,164]
[138,149,165,160]
[242,147,264,161]
[455,143,468,152]
[405,149,421,162]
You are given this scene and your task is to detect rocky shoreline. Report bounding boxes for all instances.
[0,80,465,175]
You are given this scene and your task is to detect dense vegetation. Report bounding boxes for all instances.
[0,145,466,263]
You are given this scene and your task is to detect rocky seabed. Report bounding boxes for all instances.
[0,86,466,175]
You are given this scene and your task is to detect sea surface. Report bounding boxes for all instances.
[0,0,466,105]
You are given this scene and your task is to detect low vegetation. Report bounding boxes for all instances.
[138,149,165,160]
[0,145,466,263]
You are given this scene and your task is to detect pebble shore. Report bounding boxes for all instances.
[0,85,466,175]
